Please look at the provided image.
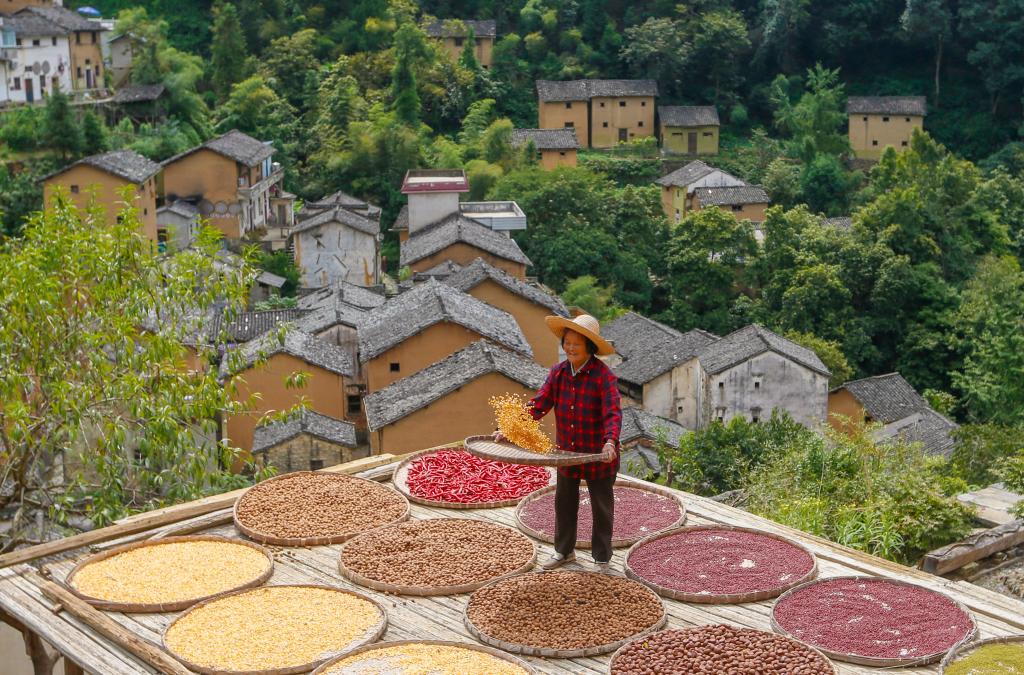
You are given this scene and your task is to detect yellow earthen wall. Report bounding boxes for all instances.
[590,96,655,149]
[538,100,589,147]
[162,148,242,238]
[827,388,867,432]
[691,198,769,223]
[409,242,527,279]
[849,114,924,160]
[661,124,719,155]
[44,164,158,242]
[436,36,493,68]
[366,321,490,392]
[540,148,577,169]
[69,31,104,90]
[465,278,561,367]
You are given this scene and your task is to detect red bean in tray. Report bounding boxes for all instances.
[518,485,682,542]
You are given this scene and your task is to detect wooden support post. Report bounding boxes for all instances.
[23,630,60,675]
[64,661,85,675]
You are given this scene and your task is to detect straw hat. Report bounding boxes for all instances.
[544,314,615,356]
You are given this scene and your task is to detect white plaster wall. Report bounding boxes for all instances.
[406,192,459,232]
[641,371,673,420]
[296,224,377,288]
[4,37,72,104]
[688,169,746,194]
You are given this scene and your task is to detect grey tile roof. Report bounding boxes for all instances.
[399,213,532,267]
[823,216,853,229]
[303,190,381,220]
[256,271,286,288]
[210,308,309,343]
[291,206,380,236]
[618,446,662,480]
[847,96,928,116]
[614,329,719,386]
[162,201,198,219]
[620,406,687,447]
[510,128,581,150]
[536,79,658,102]
[655,160,719,188]
[297,280,386,311]
[45,149,162,184]
[5,10,68,36]
[415,260,462,280]
[364,340,547,429]
[834,372,928,424]
[876,408,958,457]
[19,5,100,31]
[694,185,770,207]
[222,328,354,378]
[698,324,830,376]
[166,130,274,168]
[293,303,368,334]
[602,312,685,361]
[390,204,410,232]
[423,19,497,38]
[253,409,357,454]
[359,278,532,361]
[658,106,720,127]
[444,257,569,316]
[111,84,166,103]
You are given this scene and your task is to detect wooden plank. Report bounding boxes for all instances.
[922,520,1024,575]
[0,454,397,569]
[29,571,191,675]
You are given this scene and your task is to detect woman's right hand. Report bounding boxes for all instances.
[492,430,506,443]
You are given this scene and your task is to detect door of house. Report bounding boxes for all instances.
[25,78,33,103]
[618,128,628,143]
[688,132,698,154]
[86,68,94,88]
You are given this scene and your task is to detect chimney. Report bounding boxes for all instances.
[400,169,470,235]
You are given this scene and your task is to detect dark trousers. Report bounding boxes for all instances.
[554,473,615,563]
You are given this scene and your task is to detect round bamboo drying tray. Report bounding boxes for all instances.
[624,524,817,603]
[310,639,537,674]
[64,535,274,613]
[392,447,555,509]
[233,471,410,546]
[771,575,978,668]
[939,634,1024,673]
[162,584,388,675]
[514,480,687,549]
[464,435,606,467]
[607,627,837,675]
[464,571,667,658]
[337,519,537,596]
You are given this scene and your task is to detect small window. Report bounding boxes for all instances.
[672,132,682,136]
[599,101,605,107]
[16,38,21,46]
[92,32,98,44]
[732,205,743,212]
[862,116,868,121]
[85,58,91,65]
[12,77,20,90]
[559,151,566,156]
[454,37,464,46]
[638,121,644,127]
[602,121,609,128]
[703,132,713,137]
[33,39,40,46]
[901,140,908,147]
[76,66,82,77]
[390,362,400,373]
[348,395,361,414]
[564,121,574,128]
[754,381,760,389]
[309,458,325,471]
[76,33,81,44]
[70,185,80,194]
[905,117,911,122]
[565,102,572,109]
[882,116,890,122]
[872,140,879,146]
[641,101,646,107]
[718,382,724,389]
[619,101,626,107]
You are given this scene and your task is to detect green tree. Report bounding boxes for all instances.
[771,64,849,161]
[799,153,853,215]
[620,18,689,97]
[80,111,109,156]
[949,423,1024,486]
[210,1,250,101]
[311,57,363,157]
[901,0,951,102]
[259,28,320,112]
[257,250,300,296]
[763,158,802,210]
[676,6,750,103]
[390,23,430,126]
[757,0,811,73]
[0,164,44,238]
[215,76,299,166]
[561,275,622,321]
[959,0,1024,115]
[785,331,852,387]
[42,85,83,160]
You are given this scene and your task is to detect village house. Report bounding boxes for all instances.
[359,278,532,392]
[399,213,532,278]
[303,189,382,222]
[655,160,746,222]
[208,307,309,344]
[828,372,958,456]
[618,406,688,481]
[510,128,581,169]
[659,106,720,155]
[108,83,168,125]
[423,18,495,69]
[221,328,356,455]
[252,409,364,473]
[0,10,71,104]
[364,340,550,455]
[824,216,853,230]
[297,278,387,312]
[17,4,104,92]
[536,79,658,149]
[42,149,161,241]
[291,204,381,289]
[444,257,570,367]
[103,29,132,87]
[847,96,927,160]
[155,199,197,251]
[161,129,293,242]
[692,185,771,239]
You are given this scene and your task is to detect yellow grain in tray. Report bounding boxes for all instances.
[70,540,271,605]
[165,586,382,672]
[322,643,529,675]
[489,393,553,454]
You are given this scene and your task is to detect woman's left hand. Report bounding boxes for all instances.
[600,441,616,463]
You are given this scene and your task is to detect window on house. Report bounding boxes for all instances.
[16,38,22,46]
[76,66,82,78]
[309,458,325,471]
[882,116,890,122]
[559,151,566,156]
[732,205,743,212]
[51,37,56,46]
[715,406,726,423]
[901,140,908,146]
[703,132,713,137]
[751,408,761,423]
[619,101,626,107]
[872,140,879,146]
[599,101,605,107]
[564,121,574,128]
[85,58,91,65]
[347,395,361,414]
[641,101,646,106]
[32,39,40,46]
[718,382,725,389]
[602,121,609,128]
[390,362,400,372]
[70,185,79,194]
[565,102,572,109]
[76,33,81,44]
[862,116,867,121]
[638,121,644,127]
[92,32,97,44]
[12,78,20,90]
[454,37,464,46]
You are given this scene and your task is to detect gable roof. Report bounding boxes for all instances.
[4,11,68,36]
[414,260,462,281]
[293,303,368,334]
[111,84,166,103]
[694,185,770,207]
[846,96,928,116]
[697,324,830,376]
[43,149,161,184]
[444,257,569,316]
[510,128,581,151]
[222,328,354,378]
[823,216,853,230]
[536,79,658,102]
[602,312,685,361]
[614,329,719,386]
[297,280,386,312]
[210,308,309,343]
[423,19,497,38]
[655,160,721,188]
[291,206,380,236]
[620,406,687,447]
[359,279,532,361]
[658,106,720,127]
[833,372,929,424]
[164,130,274,168]
[364,340,547,430]
[303,190,381,219]
[18,5,101,32]
[875,408,958,457]
[399,213,532,267]
[253,410,357,454]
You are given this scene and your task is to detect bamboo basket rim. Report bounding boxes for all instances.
[309,639,538,674]
[464,435,606,467]
[161,583,388,675]
[337,518,537,596]
[233,470,410,546]
[939,633,1024,672]
[623,524,818,604]
[464,570,667,658]
[514,480,687,549]
[392,446,555,509]
[63,535,274,613]
[770,575,978,668]
[607,626,838,675]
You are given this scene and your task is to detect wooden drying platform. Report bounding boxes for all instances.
[2,447,1024,675]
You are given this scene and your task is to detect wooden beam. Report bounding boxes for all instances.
[64,662,85,675]
[31,572,192,675]
[0,454,396,569]
[922,519,1024,575]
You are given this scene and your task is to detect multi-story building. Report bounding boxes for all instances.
[510,128,580,169]
[659,106,720,155]
[423,19,495,69]
[291,204,381,288]
[847,96,927,160]
[0,10,70,104]
[536,79,658,149]
[17,5,104,91]
[655,160,746,223]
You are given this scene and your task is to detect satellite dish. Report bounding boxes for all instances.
[42,61,50,75]
[31,62,40,75]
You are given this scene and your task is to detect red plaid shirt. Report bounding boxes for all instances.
[529,357,622,480]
